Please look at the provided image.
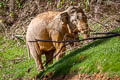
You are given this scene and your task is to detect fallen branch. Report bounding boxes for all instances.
[0,21,7,34]
[14,35,25,43]
[116,19,120,23]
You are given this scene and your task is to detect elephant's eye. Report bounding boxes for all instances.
[71,9,76,13]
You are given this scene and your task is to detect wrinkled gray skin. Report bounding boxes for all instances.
[26,6,90,71]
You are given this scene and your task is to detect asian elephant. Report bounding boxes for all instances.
[26,6,90,71]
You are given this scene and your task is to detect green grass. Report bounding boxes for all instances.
[41,27,120,78]
[0,36,38,80]
[0,27,120,79]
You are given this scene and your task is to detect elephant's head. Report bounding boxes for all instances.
[62,6,90,39]
[49,6,90,41]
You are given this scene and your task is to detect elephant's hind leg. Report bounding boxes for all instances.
[28,42,43,71]
[45,49,55,67]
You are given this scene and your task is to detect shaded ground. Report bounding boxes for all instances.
[51,73,120,80]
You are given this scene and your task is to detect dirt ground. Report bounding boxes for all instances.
[49,73,120,80]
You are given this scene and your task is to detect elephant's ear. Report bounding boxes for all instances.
[60,12,69,24]
[60,12,72,34]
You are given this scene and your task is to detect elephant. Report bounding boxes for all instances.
[26,6,90,71]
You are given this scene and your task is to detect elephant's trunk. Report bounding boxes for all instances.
[77,20,90,39]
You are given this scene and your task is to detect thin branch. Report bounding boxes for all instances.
[89,18,109,30]
[29,32,120,43]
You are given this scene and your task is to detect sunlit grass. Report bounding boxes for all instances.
[42,27,120,78]
[0,36,37,80]
[0,27,120,79]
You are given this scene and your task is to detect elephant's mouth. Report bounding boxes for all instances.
[73,28,80,33]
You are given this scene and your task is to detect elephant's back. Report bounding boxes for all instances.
[26,18,48,41]
[36,11,60,23]
[26,11,61,40]
[26,11,61,50]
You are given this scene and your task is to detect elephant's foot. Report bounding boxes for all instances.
[37,65,44,72]
[44,72,53,79]
[56,53,65,61]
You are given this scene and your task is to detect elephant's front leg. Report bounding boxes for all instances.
[55,43,66,61]
[35,54,43,71]
[51,31,66,61]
